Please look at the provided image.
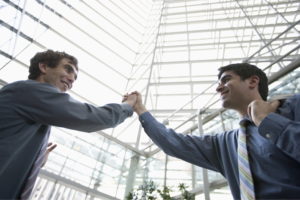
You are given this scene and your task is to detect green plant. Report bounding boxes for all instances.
[157,185,172,200]
[126,180,158,200]
[126,180,195,200]
[178,183,195,200]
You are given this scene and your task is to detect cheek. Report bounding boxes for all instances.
[227,81,241,92]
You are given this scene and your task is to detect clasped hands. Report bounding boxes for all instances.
[122,91,147,115]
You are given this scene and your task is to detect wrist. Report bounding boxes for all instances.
[123,100,134,108]
[135,105,147,115]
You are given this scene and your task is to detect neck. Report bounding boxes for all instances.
[35,76,44,83]
[238,107,249,118]
[237,95,263,118]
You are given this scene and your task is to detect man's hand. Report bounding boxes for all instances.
[122,92,137,108]
[123,91,147,115]
[247,100,280,126]
[41,143,57,168]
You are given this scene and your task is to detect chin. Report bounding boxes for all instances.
[221,100,230,109]
[59,88,66,92]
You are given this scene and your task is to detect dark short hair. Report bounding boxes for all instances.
[28,50,78,80]
[218,63,268,100]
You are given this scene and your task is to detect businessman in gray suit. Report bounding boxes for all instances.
[0,50,137,199]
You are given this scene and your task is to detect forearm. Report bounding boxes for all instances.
[17,88,133,132]
[60,102,133,132]
[135,104,147,116]
[139,111,220,170]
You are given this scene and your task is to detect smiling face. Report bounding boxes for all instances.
[38,58,78,92]
[216,70,258,114]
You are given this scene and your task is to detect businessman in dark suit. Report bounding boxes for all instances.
[0,50,137,199]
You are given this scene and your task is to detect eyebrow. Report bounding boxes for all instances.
[219,74,232,83]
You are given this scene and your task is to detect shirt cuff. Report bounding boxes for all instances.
[121,103,133,117]
[139,111,152,125]
[258,112,290,143]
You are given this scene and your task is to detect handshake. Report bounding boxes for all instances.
[122,91,147,115]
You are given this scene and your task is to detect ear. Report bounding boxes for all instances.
[248,75,259,89]
[38,63,48,74]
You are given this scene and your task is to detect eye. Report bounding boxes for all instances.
[64,65,78,80]
[65,66,73,73]
[222,76,232,84]
[223,77,230,83]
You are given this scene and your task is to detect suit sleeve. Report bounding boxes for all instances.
[139,111,222,171]
[13,82,133,132]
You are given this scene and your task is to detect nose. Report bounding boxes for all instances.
[216,82,224,93]
[70,74,76,82]
[66,74,76,88]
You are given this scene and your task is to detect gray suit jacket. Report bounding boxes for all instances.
[0,80,133,199]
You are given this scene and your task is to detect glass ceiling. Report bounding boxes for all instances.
[1,0,299,199]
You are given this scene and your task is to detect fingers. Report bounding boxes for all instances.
[122,93,129,102]
[47,143,57,152]
[270,100,280,110]
[127,91,139,96]
[247,99,280,126]
[123,91,140,100]
[247,103,252,120]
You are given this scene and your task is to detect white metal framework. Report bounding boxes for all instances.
[0,0,299,199]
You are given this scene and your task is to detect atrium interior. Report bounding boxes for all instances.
[0,0,300,199]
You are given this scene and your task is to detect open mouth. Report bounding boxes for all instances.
[221,91,228,98]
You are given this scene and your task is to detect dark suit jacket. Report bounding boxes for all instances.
[0,80,133,199]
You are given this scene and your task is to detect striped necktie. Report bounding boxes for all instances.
[238,119,255,200]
